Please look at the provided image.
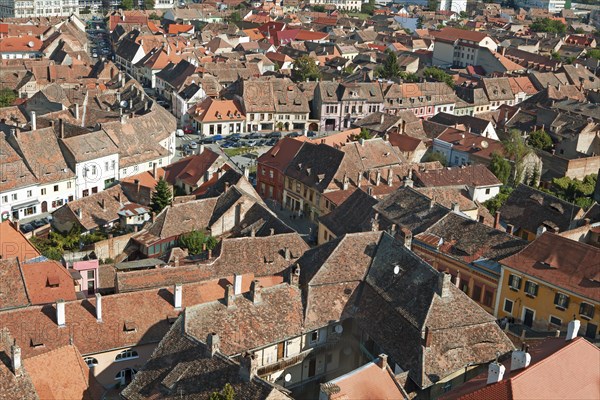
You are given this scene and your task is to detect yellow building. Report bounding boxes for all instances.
[495,232,600,340]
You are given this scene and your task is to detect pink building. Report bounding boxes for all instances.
[72,260,99,296]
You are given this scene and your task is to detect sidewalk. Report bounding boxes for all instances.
[264,199,317,245]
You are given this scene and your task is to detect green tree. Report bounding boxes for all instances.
[291,55,321,82]
[121,0,134,10]
[150,177,172,214]
[423,151,448,166]
[361,0,375,15]
[353,128,373,140]
[484,186,513,215]
[503,129,530,184]
[422,67,454,87]
[377,50,401,80]
[143,0,154,9]
[529,165,540,187]
[550,173,597,208]
[209,383,235,400]
[312,5,325,12]
[179,230,217,255]
[587,49,600,60]
[399,71,419,82]
[227,11,241,22]
[149,12,161,20]
[488,152,511,185]
[0,88,17,107]
[530,18,566,34]
[527,129,553,151]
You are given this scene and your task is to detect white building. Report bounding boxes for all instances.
[306,0,361,11]
[517,0,565,13]
[0,0,79,18]
[439,0,468,14]
[431,27,497,68]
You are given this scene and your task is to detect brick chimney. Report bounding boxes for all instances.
[11,342,21,376]
[225,284,235,308]
[207,332,220,356]
[494,211,501,229]
[250,280,262,304]
[239,352,258,382]
[31,111,36,131]
[288,263,300,286]
[376,354,388,370]
[436,272,451,298]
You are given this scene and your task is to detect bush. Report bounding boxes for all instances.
[179,230,218,255]
[484,186,513,215]
[530,18,566,34]
[423,151,448,166]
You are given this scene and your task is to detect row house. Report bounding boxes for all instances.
[132,45,181,89]
[430,27,498,68]
[174,78,217,126]
[190,97,246,137]
[383,82,458,119]
[313,82,384,131]
[496,233,599,340]
[256,137,304,204]
[239,77,310,132]
[412,212,528,315]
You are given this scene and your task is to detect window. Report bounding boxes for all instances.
[27,190,32,197]
[503,298,513,314]
[261,168,266,176]
[549,316,562,327]
[310,330,319,344]
[554,293,569,309]
[84,357,98,368]
[82,189,89,197]
[472,285,482,302]
[11,193,17,201]
[580,302,595,319]
[67,181,72,189]
[508,274,522,291]
[115,349,139,361]
[53,184,59,192]
[483,290,493,307]
[485,188,490,195]
[1,195,7,203]
[524,281,538,297]
[269,170,273,179]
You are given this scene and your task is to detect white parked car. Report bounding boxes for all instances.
[176,129,184,137]
[189,141,198,149]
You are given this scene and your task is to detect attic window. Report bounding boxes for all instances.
[297,163,302,170]
[317,173,325,182]
[306,167,312,175]
[529,194,544,205]
[30,336,44,348]
[46,275,60,288]
[264,254,274,264]
[166,315,178,325]
[294,98,302,105]
[124,321,137,332]
[369,88,376,96]
[549,203,564,213]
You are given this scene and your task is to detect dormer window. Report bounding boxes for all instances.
[46,275,59,288]
[123,321,137,333]
[115,349,139,361]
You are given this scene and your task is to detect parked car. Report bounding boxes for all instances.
[307,131,317,137]
[176,129,184,137]
[247,132,262,139]
[20,223,34,233]
[229,133,241,141]
[189,141,198,149]
[183,126,194,135]
[221,141,234,148]
[246,140,258,147]
[286,131,302,138]
[266,138,278,146]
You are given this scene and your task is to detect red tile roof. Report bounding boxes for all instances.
[257,137,304,173]
[430,27,489,43]
[0,220,41,261]
[20,261,77,305]
[168,24,194,34]
[500,232,600,302]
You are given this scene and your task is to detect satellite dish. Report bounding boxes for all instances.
[119,100,128,108]
[335,324,343,334]
[337,66,342,71]
[393,265,400,275]
[28,41,35,48]
[481,140,489,149]
[284,374,292,382]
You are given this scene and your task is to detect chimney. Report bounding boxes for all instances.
[367,186,373,196]
[250,227,256,237]
[437,272,451,298]
[174,283,182,309]
[376,170,381,186]
[424,326,432,347]
[383,133,389,142]
[239,351,258,382]
[357,171,362,188]
[59,118,64,138]
[243,166,250,180]
[506,224,515,235]
[404,171,413,188]
[380,113,385,125]
[494,211,501,229]
[207,332,220,356]
[225,284,235,308]
[510,346,531,371]
[487,361,506,384]
[566,319,580,341]
[250,280,262,304]
[387,168,393,186]
[451,202,459,212]
[95,293,102,322]
[402,228,412,250]
[75,103,79,120]
[208,249,212,259]
[269,228,275,236]
[359,138,365,146]
[199,144,205,154]
[76,208,82,219]
[10,128,17,139]
[101,198,106,211]
[376,354,388,370]
[288,263,300,286]
[284,247,290,261]
[11,343,22,376]
[233,274,243,295]
[31,111,36,130]
[56,299,66,327]
[583,218,591,226]
[371,212,379,232]
[342,172,348,190]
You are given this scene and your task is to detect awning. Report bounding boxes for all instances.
[11,199,39,210]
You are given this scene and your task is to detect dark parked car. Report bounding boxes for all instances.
[20,223,34,233]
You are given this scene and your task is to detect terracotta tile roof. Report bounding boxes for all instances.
[319,189,378,237]
[0,258,30,311]
[60,129,119,163]
[163,149,221,187]
[415,164,501,188]
[0,220,40,262]
[435,128,504,162]
[24,344,104,400]
[0,134,37,192]
[0,328,37,399]
[0,36,43,53]
[20,260,77,305]
[500,232,600,302]
[121,317,288,400]
[295,30,328,41]
[257,137,304,173]
[191,97,245,123]
[327,359,406,399]
[242,28,265,41]
[448,337,600,400]
[167,24,194,34]
[430,27,488,43]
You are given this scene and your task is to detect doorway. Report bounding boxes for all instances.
[308,358,316,377]
[523,308,534,328]
[41,201,47,213]
[585,323,597,340]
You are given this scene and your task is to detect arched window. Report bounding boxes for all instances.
[83,357,98,368]
[115,349,138,361]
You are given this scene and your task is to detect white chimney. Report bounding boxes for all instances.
[233,274,243,295]
[174,283,182,309]
[510,349,531,371]
[486,362,505,384]
[56,299,66,327]
[95,293,102,322]
[31,111,36,130]
[11,343,22,375]
[566,319,580,341]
